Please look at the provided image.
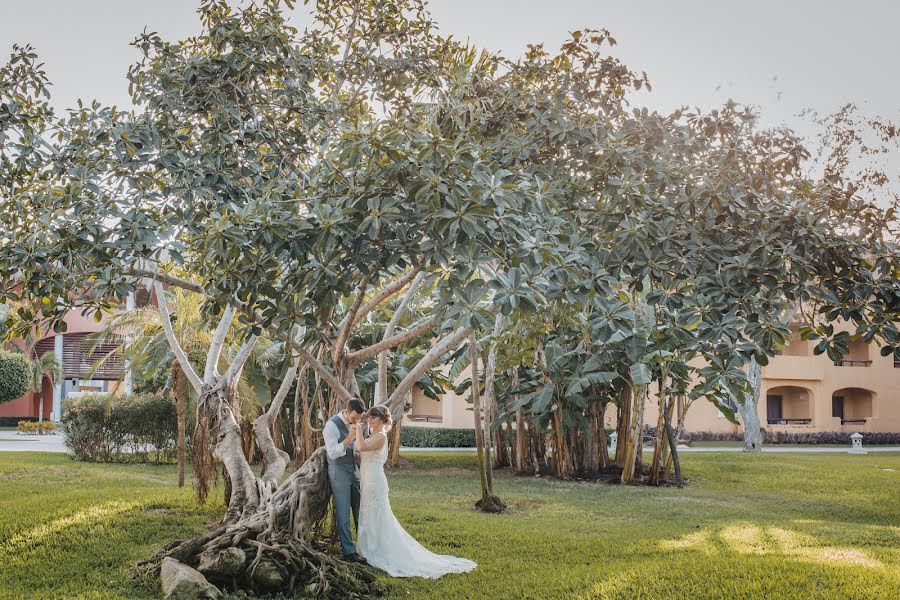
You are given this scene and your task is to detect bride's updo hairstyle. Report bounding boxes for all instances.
[367,405,393,432]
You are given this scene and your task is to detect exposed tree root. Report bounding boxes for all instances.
[475,494,507,514]
[132,448,382,598]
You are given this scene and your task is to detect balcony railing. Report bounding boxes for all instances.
[841,418,867,425]
[767,418,812,425]
[833,359,872,367]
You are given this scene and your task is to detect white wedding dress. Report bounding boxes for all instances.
[357,431,477,578]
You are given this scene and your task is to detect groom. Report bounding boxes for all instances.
[323,397,368,564]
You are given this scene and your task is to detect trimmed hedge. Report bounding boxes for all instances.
[682,430,900,445]
[399,426,476,448]
[62,393,177,463]
[0,350,32,404]
[0,416,38,427]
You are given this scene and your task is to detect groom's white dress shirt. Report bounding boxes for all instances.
[323,411,354,461]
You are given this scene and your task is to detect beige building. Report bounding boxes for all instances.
[404,324,900,434]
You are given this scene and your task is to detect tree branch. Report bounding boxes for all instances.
[130,267,204,294]
[132,263,356,404]
[377,271,426,403]
[219,335,259,390]
[266,358,300,422]
[152,281,203,393]
[331,2,361,103]
[351,268,420,328]
[346,315,436,366]
[254,357,299,486]
[332,275,370,364]
[204,305,236,380]
[385,324,472,412]
[297,346,353,403]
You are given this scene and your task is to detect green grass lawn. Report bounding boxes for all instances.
[0,451,898,599]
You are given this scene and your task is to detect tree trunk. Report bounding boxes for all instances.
[530,427,544,474]
[514,409,526,474]
[511,368,527,475]
[620,384,646,485]
[134,448,377,597]
[468,333,504,512]
[552,410,569,479]
[739,358,764,452]
[598,402,609,469]
[171,362,186,488]
[483,316,508,470]
[664,394,688,478]
[663,398,683,487]
[648,393,667,485]
[388,417,402,467]
[649,374,674,486]
[615,385,631,469]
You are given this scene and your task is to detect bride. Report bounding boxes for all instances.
[353,405,477,578]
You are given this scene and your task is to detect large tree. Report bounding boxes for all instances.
[0,0,564,594]
[2,1,899,597]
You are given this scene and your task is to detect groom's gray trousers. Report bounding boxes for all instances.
[328,462,361,556]
[326,413,361,556]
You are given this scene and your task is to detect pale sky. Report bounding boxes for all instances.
[2,0,898,164]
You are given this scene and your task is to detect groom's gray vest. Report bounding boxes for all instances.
[327,414,356,473]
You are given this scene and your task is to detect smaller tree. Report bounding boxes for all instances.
[28,345,61,425]
[0,350,32,404]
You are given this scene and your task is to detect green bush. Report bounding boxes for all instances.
[399,426,475,448]
[0,416,38,427]
[62,393,177,463]
[0,350,32,404]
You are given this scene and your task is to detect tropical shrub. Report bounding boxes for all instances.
[0,350,31,404]
[0,416,36,427]
[62,393,177,463]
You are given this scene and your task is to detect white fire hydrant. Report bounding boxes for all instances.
[849,432,866,454]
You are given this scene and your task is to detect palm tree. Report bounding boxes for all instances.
[29,347,62,426]
[89,287,273,487]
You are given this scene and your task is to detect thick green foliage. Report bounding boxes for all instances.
[0,350,31,404]
[62,393,177,463]
[399,426,475,448]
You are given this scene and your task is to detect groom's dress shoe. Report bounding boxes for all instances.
[343,553,369,565]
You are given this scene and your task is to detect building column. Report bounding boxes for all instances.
[442,390,454,426]
[123,292,135,394]
[52,334,64,422]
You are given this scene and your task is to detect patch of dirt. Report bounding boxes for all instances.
[508,465,689,488]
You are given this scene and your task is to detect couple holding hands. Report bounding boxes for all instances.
[322,399,477,578]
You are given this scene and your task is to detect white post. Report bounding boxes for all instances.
[442,389,453,425]
[52,334,64,423]
[123,292,135,394]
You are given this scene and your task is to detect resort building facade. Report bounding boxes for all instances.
[403,323,900,435]
[4,300,897,437]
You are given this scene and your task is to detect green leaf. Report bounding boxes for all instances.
[532,382,555,413]
[629,363,652,386]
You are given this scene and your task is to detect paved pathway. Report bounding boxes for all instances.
[0,429,67,453]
